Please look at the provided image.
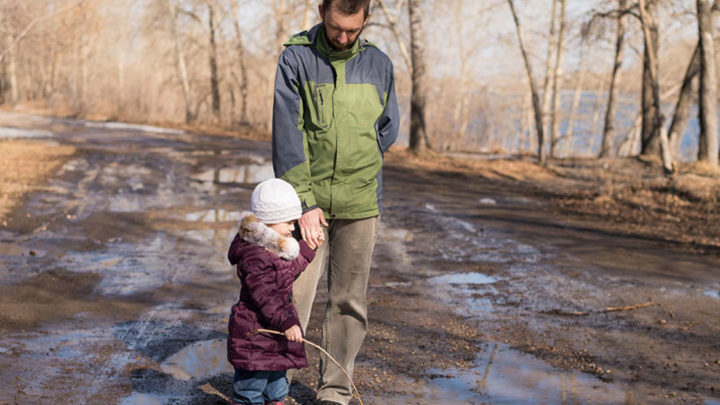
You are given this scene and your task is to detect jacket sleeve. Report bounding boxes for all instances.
[271,48,318,211]
[243,257,300,332]
[377,61,400,154]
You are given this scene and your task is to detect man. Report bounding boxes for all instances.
[271,0,399,403]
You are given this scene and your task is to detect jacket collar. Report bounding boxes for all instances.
[238,211,300,260]
[313,23,363,61]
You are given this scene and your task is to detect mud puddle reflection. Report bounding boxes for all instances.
[420,344,632,404]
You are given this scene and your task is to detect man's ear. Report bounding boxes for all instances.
[318,3,325,20]
[363,13,370,26]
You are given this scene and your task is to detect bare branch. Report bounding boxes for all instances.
[0,0,84,63]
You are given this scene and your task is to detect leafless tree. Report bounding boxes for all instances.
[408,0,429,152]
[550,0,567,157]
[541,0,558,140]
[507,0,545,163]
[696,0,718,166]
[375,0,411,73]
[207,0,221,119]
[599,0,628,158]
[637,0,673,172]
[667,0,718,158]
[166,0,194,123]
[639,0,660,156]
[229,0,249,124]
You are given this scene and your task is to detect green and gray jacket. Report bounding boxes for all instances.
[272,23,399,220]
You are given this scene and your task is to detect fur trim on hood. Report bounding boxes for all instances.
[237,211,300,260]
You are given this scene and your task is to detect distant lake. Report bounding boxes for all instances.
[395,90,709,162]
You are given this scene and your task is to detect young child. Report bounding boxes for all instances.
[227,178,319,405]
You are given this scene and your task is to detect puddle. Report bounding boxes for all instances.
[84,121,185,135]
[430,272,497,285]
[384,281,413,288]
[704,290,719,299]
[192,164,274,184]
[160,338,231,381]
[120,393,171,405]
[184,209,241,223]
[421,344,635,404]
[0,127,55,138]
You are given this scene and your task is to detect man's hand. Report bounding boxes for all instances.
[298,207,328,249]
[284,325,303,342]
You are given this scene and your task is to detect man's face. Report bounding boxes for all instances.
[319,2,369,51]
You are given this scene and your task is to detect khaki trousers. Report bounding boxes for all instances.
[292,216,379,405]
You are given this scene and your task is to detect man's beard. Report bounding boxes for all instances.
[328,26,365,51]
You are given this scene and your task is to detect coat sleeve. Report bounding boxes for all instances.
[271,48,318,211]
[377,60,400,154]
[292,240,316,278]
[243,257,300,332]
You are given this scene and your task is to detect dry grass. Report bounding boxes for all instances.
[0,140,75,222]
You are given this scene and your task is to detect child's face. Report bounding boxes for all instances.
[267,220,296,238]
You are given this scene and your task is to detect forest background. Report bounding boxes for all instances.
[2,0,719,164]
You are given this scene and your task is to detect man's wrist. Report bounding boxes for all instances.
[302,204,319,214]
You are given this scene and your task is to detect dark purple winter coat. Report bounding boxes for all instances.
[227,212,315,371]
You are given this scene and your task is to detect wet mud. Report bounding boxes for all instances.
[1,111,719,404]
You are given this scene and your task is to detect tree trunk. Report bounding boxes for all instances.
[550,0,566,157]
[4,32,19,105]
[452,0,470,149]
[640,0,660,156]
[638,0,673,172]
[507,0,545,163]
[600,0,627,158]
[230,0,249,124]
[541,0,558,141]
[697,0,719,166]
[274,0,288,51]
[207,1,220,119]
[408,0,429,152]
[667,1,719,158]
[166,0,193,123]
[668,46,700,158]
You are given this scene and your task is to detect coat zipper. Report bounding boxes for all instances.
[319,89,325,126]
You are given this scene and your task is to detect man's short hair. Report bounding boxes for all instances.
[323,0,371,17]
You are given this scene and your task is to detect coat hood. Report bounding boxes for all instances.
[228,211,300,264]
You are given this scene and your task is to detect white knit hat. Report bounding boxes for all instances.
[250,178,302,224]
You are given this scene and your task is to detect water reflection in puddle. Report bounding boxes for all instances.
[120,393,170,405]
[430,272,497,285]
[192,164,273,184]
[160,338,231,381]
[185,209,241,223]
[704,290,719,299]
[423,344,634,404]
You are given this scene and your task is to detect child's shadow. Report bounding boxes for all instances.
[113,319,319,404]
[287,381,317,405]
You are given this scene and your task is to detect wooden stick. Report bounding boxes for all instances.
[250,328,365,405]
[543,300,654,317]
[602,300,653,313]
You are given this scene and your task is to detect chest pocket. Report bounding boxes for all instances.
[308,82,334,130]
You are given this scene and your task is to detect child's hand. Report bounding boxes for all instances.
[285,325,303,342]
[307,233,324,250]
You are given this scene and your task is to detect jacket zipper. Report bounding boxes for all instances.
[319,89,325,126]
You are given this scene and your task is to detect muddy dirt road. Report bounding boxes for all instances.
[1,111,719,404]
